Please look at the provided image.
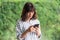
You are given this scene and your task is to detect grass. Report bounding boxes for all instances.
[0,0,60,40]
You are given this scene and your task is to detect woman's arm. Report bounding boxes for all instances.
[20,28,29,38]
[21,26,36,38]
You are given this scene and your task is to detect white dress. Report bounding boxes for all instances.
[16,19,41,40]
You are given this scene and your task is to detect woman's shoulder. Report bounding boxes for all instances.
[31,19,40,22]
[17,19,23,24]
[31,19,40,24]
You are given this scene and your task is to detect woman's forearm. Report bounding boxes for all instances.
[20,29,29,38]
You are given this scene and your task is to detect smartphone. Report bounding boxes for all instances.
[34,24,39,28]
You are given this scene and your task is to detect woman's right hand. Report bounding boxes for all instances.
[21,26,36,38]
[28,26,36,32]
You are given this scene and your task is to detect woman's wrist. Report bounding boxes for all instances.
[27,28,30,32]
[21,29,30,38]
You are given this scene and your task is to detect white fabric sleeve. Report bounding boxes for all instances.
[16,21,24,40]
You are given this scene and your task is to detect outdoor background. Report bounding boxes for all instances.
[0,0,60,40]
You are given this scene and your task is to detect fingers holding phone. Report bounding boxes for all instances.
[28,26,36,32]
[27,24,39,33]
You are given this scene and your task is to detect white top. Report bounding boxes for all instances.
[16,19,41,40]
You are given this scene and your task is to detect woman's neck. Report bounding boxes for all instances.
[25,18,30,22]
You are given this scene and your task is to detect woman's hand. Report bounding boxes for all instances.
[21,26,36,38]
[28,26,36,32]
[35,27,41,38]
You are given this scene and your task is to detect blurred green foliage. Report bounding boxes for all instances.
[0,0,60,40]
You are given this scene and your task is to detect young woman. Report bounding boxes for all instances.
[16,2,41,40]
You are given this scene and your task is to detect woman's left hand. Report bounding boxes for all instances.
[35,27,41,38]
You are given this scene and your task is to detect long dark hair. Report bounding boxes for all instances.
[21,2,37,21]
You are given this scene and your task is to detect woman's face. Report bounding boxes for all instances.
[26,11,34,19]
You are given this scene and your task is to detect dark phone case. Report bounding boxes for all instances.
[34,24,39,28]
